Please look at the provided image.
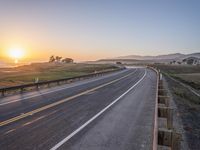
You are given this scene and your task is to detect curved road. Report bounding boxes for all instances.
[0,67,157,150]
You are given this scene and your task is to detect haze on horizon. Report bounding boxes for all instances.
[0,0,200,62]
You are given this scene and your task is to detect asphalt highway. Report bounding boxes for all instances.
[0,67,157,150]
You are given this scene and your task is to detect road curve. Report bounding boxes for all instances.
[0,67,157,150]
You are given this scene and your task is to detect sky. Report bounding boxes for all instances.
[0,0,200,62]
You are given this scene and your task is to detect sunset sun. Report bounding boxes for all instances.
[8,48,25,63]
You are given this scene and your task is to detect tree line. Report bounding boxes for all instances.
[49,56,74,63]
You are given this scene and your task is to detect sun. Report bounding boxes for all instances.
[9,48,24,59]
[8,48,25,63]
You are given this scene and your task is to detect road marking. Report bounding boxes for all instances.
[3,110,58,136]
[0,70,138,127]
[22,110,58,127]
[50,69,147,150]
[4,128,16,135]
[22,115,46,127]
[46,110,59,116]
[0,70,129,106]
[84,90,97,95]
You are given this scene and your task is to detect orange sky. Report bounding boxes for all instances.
[1,1,200,63]
[0,45,113,63]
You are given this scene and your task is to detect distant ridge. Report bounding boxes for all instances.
[100,53,200,61]
[97,52,200,64]
[115,53,184,60]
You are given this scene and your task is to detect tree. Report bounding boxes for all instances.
[116,61,122,65]
[49,55,73,63]
[49,55,55,63]
[62,58,74,63]
[55,56,62,62]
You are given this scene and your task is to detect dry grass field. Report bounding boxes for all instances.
[0,63,118,88]
[154,64,200,90]
[176,73,200,86]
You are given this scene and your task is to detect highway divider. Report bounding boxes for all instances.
[0,67,125,97]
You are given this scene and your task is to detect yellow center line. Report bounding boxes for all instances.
[0,70,136,127]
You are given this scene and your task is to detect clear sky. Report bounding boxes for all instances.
[0,0,200,62]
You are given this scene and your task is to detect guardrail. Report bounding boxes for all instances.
[148,65,181,150]
[0,67,125,97]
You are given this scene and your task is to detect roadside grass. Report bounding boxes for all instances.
[170,74,200,90]
[154,64,200,91]
[3,71,87,83]
[154,64,200,74]
[174,73,200,90]
[0,63,119,88]
[173,87,200,105]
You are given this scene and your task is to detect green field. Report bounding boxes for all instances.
[154,64,200,90]
[0,63,118,88]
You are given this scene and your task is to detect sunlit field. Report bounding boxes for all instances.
[0,63,118,88]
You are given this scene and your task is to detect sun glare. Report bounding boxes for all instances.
[8,48,24,59]
[8,48,25,63]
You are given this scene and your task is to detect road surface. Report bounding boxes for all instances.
[0,67,157,150]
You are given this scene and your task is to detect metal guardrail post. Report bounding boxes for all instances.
[158,96,170,107]
[158,107,173,129]
[158,89,168,96]
[172,132,182,150]
[158,129,181,149]
[158,128,173,147]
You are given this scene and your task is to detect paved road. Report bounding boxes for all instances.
[0,67,157,150]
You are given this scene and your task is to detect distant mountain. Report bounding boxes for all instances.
[115,53,185,60]
[98,52,200,64]
[111,53,200,61]
[179,53,200,59]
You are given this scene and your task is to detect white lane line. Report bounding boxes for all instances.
[22,115,46,126]
[50,69,147,150]
[4,128,16,135]
[0,70,130,106]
